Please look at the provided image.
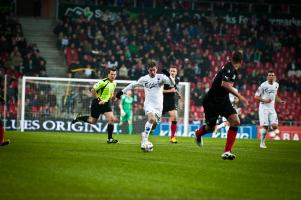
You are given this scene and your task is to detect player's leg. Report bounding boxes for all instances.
[224,121,230,133]
[169,109,178,143]
[127,112,133,135]
[72,98,99,124]
[195,97,216,146]
[224,114,239,155]
[260,126,269,148]
[0,119,10,146]
[214,117,228,134]
[104,111,118,143]
[269,110,280,140]
[118,114,125,134]
[142,112,156,143]
[221,103,239,160]
[259,109,269,148]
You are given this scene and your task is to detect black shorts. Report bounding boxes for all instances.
[91,98,112,119]
[202,94,237,127]
[162,99,177,115]
[0,118,3,126]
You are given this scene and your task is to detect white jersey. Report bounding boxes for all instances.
[122,73,170,116]
[229,87,237,105]
[255,81,279,110]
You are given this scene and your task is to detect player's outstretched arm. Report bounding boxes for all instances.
[222,81,249,106]
[116,90,124,99]
[162,69,170,77]
[254,95,272,104]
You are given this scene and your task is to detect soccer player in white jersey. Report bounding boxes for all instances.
[255,70,285,148]
[116,61,171,151]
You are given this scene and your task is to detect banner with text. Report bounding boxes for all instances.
[257,126,301,141]
[6,119,300,140]
[59,4,301,27]
[154,123,257,139]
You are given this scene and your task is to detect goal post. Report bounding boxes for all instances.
[18,76,190,136]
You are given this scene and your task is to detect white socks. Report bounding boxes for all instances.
[216,122,226,130]
[142,121,153,143]
[260,128,267,145]
[216,122,230,133]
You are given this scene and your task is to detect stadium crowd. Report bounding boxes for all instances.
[53,4,301,124]
[1,1,301,126]
[0,11,58,121]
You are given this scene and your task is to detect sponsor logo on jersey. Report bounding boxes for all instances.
[144,82,160,89]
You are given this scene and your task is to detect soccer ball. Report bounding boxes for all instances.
[269,129,280,138]
[141,141,154,152]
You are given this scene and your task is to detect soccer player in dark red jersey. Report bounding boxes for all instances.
[195,51,248,160]
[162,66,181,143]
[0,96,10,146]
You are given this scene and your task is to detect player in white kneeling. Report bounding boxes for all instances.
[255,70,285,148]
[116,61,171,152]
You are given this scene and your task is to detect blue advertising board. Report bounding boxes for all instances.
[154,122,257,139]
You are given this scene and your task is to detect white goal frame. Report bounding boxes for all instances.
[20,76,190,136]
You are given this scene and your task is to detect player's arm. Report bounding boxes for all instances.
[221,81,248,105]
[91,80,106,104]
[122,82,137,94]
[117,78,144,99]
[110,82,118,101]
[163,86,177,93]
[254,95,272,104]
[90,88,98,97]
[254,85,271,104]
[162,74,179,94]
[123,78,144,93]
[92,80,104,97]
[275,95,285,104]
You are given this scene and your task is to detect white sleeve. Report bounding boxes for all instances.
[122,77,145,93]
[161,74,171,85]
[255,84,263,97]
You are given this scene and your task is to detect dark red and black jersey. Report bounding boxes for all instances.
[163,76,180,102]
[207,62,238,101]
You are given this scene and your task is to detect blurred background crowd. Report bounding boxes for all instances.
[1,0,301,127]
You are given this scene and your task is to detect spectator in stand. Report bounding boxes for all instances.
[192,82,204,107]
[119,64,128,79]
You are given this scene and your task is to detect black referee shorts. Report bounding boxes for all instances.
[202,94,237,127]
[91,98,112,119]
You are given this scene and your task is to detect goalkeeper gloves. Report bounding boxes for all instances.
[162,69,170,77]
[116,90,124,99]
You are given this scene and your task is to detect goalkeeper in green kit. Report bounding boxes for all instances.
[118,90,134,134]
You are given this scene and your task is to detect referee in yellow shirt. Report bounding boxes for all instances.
[72,68,118,143]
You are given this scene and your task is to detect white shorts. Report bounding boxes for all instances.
[144,104,162,122]
[259,108,278,126]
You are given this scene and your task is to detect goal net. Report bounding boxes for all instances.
[18,76,191,137]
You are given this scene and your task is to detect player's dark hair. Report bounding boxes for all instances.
[147,61,157,69]
[169,65,177,70]
[107,67,117,74]
[232,51,243,64]
[267,70,275,74]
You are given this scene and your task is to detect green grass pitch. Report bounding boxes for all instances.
[0,131,300,200]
